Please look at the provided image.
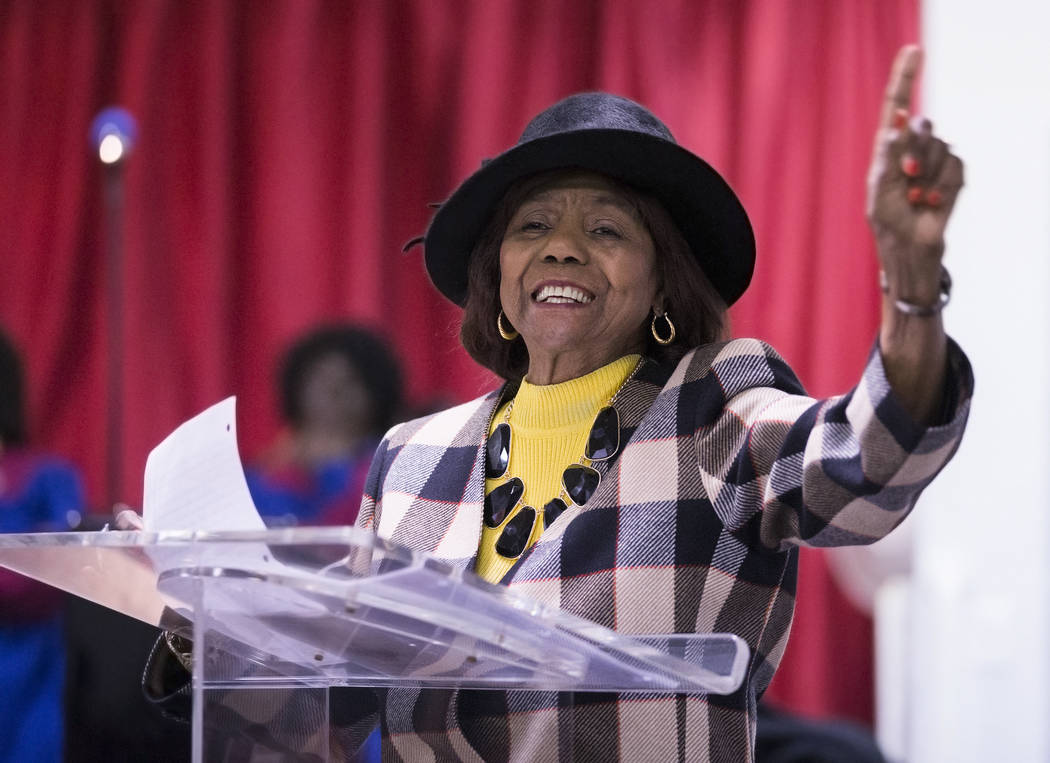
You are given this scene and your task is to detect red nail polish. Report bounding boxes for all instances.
[925,189,943,207]
[901,156,920,177]
[892,109,909,130]
[907,187,924,204]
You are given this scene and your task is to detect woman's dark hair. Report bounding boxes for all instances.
[0,329,28,446]
[279,324,404,436]
[460,171,728,381]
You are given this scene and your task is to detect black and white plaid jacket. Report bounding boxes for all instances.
[358,337,972,762]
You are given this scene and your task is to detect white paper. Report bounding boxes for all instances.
[141,398,336,662]
[142,397,266,532]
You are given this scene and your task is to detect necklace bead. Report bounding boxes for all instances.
[484,477,524,527]
[542,498,568,529]
[495,506,536,558]
[486,423,511,478]
[585,406,620,461]
[562,464,601,507]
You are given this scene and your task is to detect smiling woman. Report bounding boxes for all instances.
[351,50,973,761]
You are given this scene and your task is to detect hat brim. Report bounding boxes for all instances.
[424,128,755,308]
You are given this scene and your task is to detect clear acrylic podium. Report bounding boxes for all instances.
[0,527,748,761]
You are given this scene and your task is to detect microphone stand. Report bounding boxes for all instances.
[91,107,136,510]
[103,161,125,509]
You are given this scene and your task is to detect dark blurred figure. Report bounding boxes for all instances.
[757,701,887,763]
[245,323,403,528]
[0,329,83,763]
[64,600,191,762]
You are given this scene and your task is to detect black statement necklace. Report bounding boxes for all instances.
[482,362,637,559]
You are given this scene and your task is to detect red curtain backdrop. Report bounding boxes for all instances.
[0,0,917,726]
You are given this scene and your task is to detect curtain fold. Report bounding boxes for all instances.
[0,0,918,726]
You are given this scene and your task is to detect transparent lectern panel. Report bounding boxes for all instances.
[0,531,174,625]
[0,528,750,761]
[0,528,749,695]
[149,528,748,696]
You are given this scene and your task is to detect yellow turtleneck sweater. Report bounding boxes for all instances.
[475,354,640,583]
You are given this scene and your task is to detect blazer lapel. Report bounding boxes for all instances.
[430,383,516,573]
[590,356,672,487]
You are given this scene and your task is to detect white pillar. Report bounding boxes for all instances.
[911,3,1050,761]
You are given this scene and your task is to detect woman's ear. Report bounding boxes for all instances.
[651,290,667,316]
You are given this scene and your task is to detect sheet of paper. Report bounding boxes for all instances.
[141,398,346,663]
[142,396,266,532]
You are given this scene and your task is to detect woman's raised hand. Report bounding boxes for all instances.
[867,44,962,425]
[867,45,964,302]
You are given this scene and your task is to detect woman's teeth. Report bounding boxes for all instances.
[534,285,593,304]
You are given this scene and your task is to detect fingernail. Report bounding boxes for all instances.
[907,187,924,204]
[892,109,909,130]
[925,189,943,207]
[901,155,920,177]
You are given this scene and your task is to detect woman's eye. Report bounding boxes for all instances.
[592,225,622,238]
[522,220,549,231]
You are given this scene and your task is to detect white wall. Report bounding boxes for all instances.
[911,2,1050,760]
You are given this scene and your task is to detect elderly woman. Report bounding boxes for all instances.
[355,46,971,760]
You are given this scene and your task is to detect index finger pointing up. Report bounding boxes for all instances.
[880,45,923,128]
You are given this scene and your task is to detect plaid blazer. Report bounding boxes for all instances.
[357,337,973,762]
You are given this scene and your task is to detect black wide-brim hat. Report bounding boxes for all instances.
[424,92,755,307]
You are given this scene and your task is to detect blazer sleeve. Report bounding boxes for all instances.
[356,429,399,534]
[693,337,973,552]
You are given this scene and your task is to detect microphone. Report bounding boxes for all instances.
[90,107,138,164]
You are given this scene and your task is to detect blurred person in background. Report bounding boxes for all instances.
[245,323,404,528]
[0,328,84,763]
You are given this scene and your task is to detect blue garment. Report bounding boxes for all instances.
[244,444,375,528]
[0,450,84,763]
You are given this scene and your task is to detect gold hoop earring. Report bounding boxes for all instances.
[651,311,675,345]
[497,310,519,341]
